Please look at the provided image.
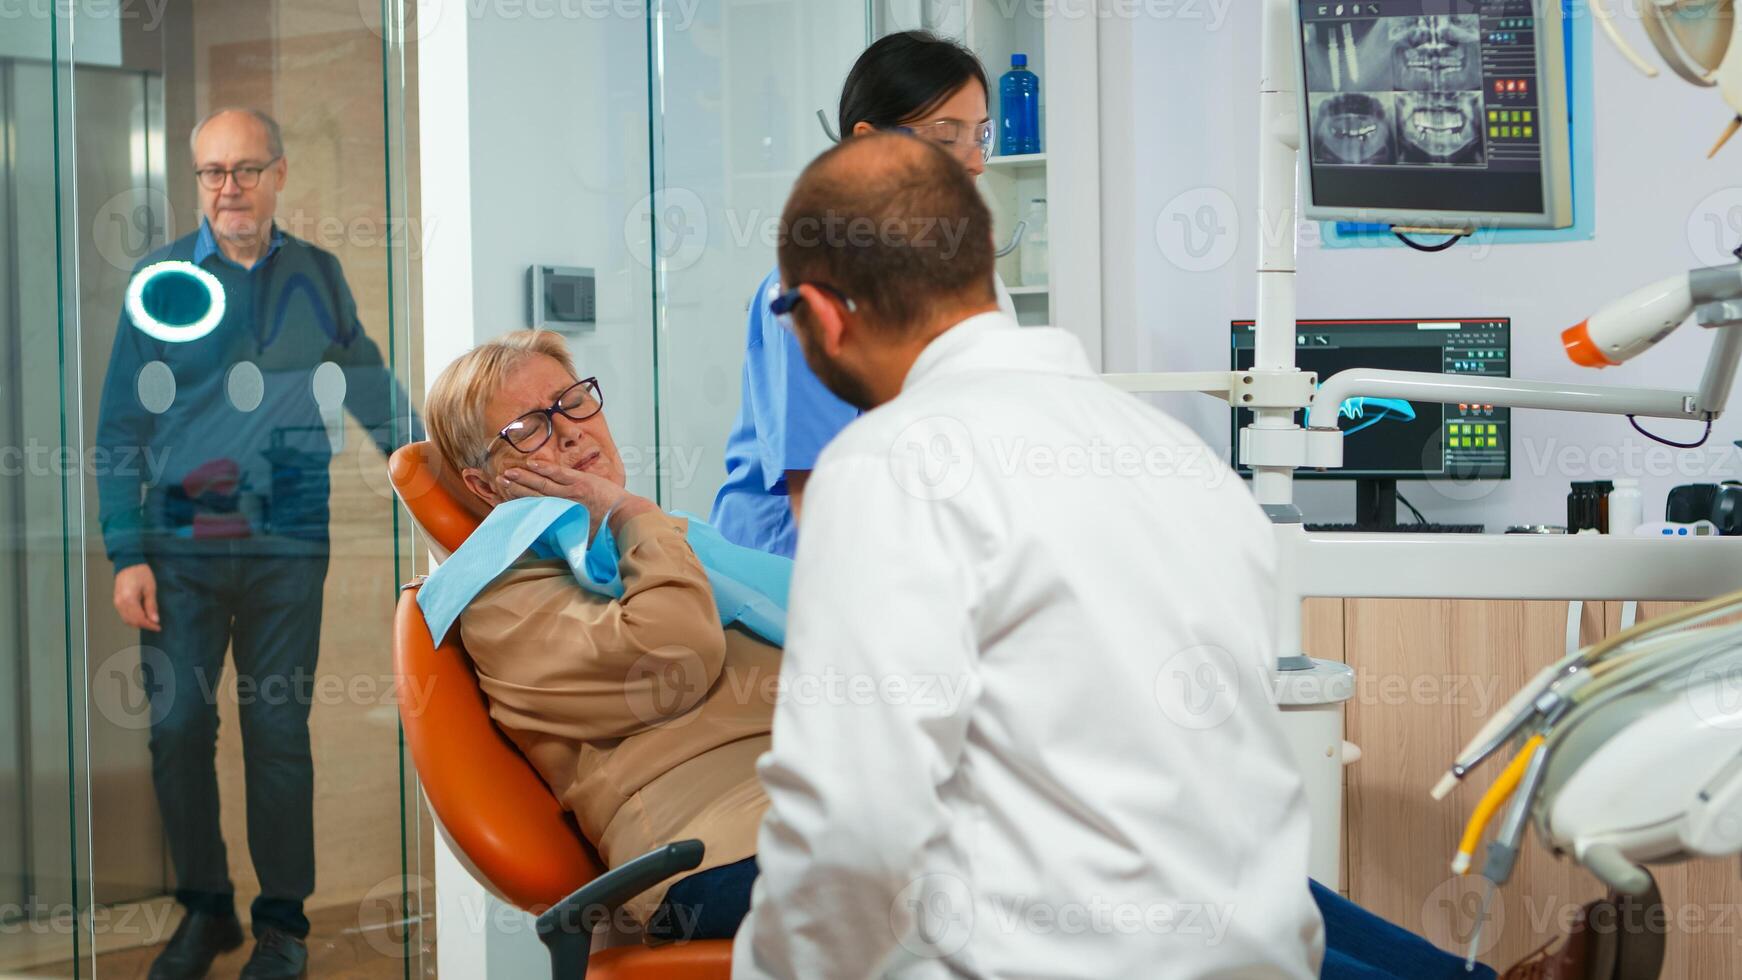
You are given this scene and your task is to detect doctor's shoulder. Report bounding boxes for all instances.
[809,395,992,503]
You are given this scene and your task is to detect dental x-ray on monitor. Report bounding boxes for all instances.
[1296,1,1573,230]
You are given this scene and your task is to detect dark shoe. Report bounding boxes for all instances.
[147,910,244,980]
[240,927,309,980]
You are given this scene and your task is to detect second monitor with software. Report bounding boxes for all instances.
[1231,318,1510,524]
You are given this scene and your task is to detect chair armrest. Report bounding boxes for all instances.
[534,839,706,980]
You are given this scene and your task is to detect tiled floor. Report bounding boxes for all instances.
[13,903,435,980]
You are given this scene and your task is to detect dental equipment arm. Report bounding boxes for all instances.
[1562,264,1742,367]
[1305,264,1742,446]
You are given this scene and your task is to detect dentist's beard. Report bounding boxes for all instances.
[794,320,880,412]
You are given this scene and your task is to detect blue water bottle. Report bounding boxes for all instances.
[999,53,1040,156]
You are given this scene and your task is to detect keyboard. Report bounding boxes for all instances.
[1304,523,1486,534]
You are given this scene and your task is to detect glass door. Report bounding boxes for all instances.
[649,0,870,515]
[0,2,429,975]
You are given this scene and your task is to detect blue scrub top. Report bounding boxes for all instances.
[710,267,858,558]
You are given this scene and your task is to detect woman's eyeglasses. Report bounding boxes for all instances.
[489,378,604,457]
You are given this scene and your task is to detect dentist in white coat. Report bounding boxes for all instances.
[731,133,1324,979]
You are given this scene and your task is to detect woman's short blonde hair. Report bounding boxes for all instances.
[426,330,578,475]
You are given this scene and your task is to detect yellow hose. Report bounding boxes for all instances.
[1452,734,1544,874]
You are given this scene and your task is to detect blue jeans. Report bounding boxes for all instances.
[143,549,329,939]
[645,856,758,942]
[650,866,1494,978]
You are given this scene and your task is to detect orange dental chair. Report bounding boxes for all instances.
[387,442,734,980]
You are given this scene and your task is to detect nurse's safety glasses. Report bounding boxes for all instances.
[769,283,857,334]
[896,119,995,164]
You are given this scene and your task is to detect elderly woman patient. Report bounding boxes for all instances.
[424,329,770,941]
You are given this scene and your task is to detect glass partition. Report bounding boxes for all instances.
[0,2,428,976]
[650,0,868,515]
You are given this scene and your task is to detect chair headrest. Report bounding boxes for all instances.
[388,442,490,558]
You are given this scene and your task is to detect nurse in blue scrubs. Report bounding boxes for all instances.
[711,31,1015,557]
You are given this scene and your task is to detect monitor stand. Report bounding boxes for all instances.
[1355,478,1398,529]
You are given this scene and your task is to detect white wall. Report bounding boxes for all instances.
[1103,7,1742,528]
[423,0,707,506]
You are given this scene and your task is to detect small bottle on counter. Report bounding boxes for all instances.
[1595,480,1614,534]
[1567,482,1592,532]
[1610,479,1643,536]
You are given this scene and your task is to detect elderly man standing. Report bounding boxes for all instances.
[731,133,1325,979]
[95,108,418,980]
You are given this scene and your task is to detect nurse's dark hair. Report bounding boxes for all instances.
[780,133,995,333]
[837,31,989,134]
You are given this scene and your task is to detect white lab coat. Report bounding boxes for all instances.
[992,272,1016,317]
[733,312,1325,979]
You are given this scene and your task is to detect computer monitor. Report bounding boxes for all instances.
[1294,1,1572,230]
[1231,318,1511,523]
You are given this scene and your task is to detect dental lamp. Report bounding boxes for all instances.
[1563,264,1742,367]
[1594,0,1742,155]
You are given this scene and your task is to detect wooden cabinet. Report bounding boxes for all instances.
[1317,597,1742,976]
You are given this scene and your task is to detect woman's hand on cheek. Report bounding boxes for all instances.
[501,459,637,518]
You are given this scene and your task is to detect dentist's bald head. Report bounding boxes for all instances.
[778,133,996,337]
[775,133,1000,410]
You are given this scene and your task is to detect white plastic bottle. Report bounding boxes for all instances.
[1020,197,1048,287]
[1610,478,1643,536]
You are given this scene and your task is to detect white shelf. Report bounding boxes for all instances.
[986,152,1046,169]
[1005,283,1049,296]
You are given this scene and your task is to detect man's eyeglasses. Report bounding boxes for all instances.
[769,283,857,334]
[896,119,995,164]
[488,378,604,457]
[194,157,282,191]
